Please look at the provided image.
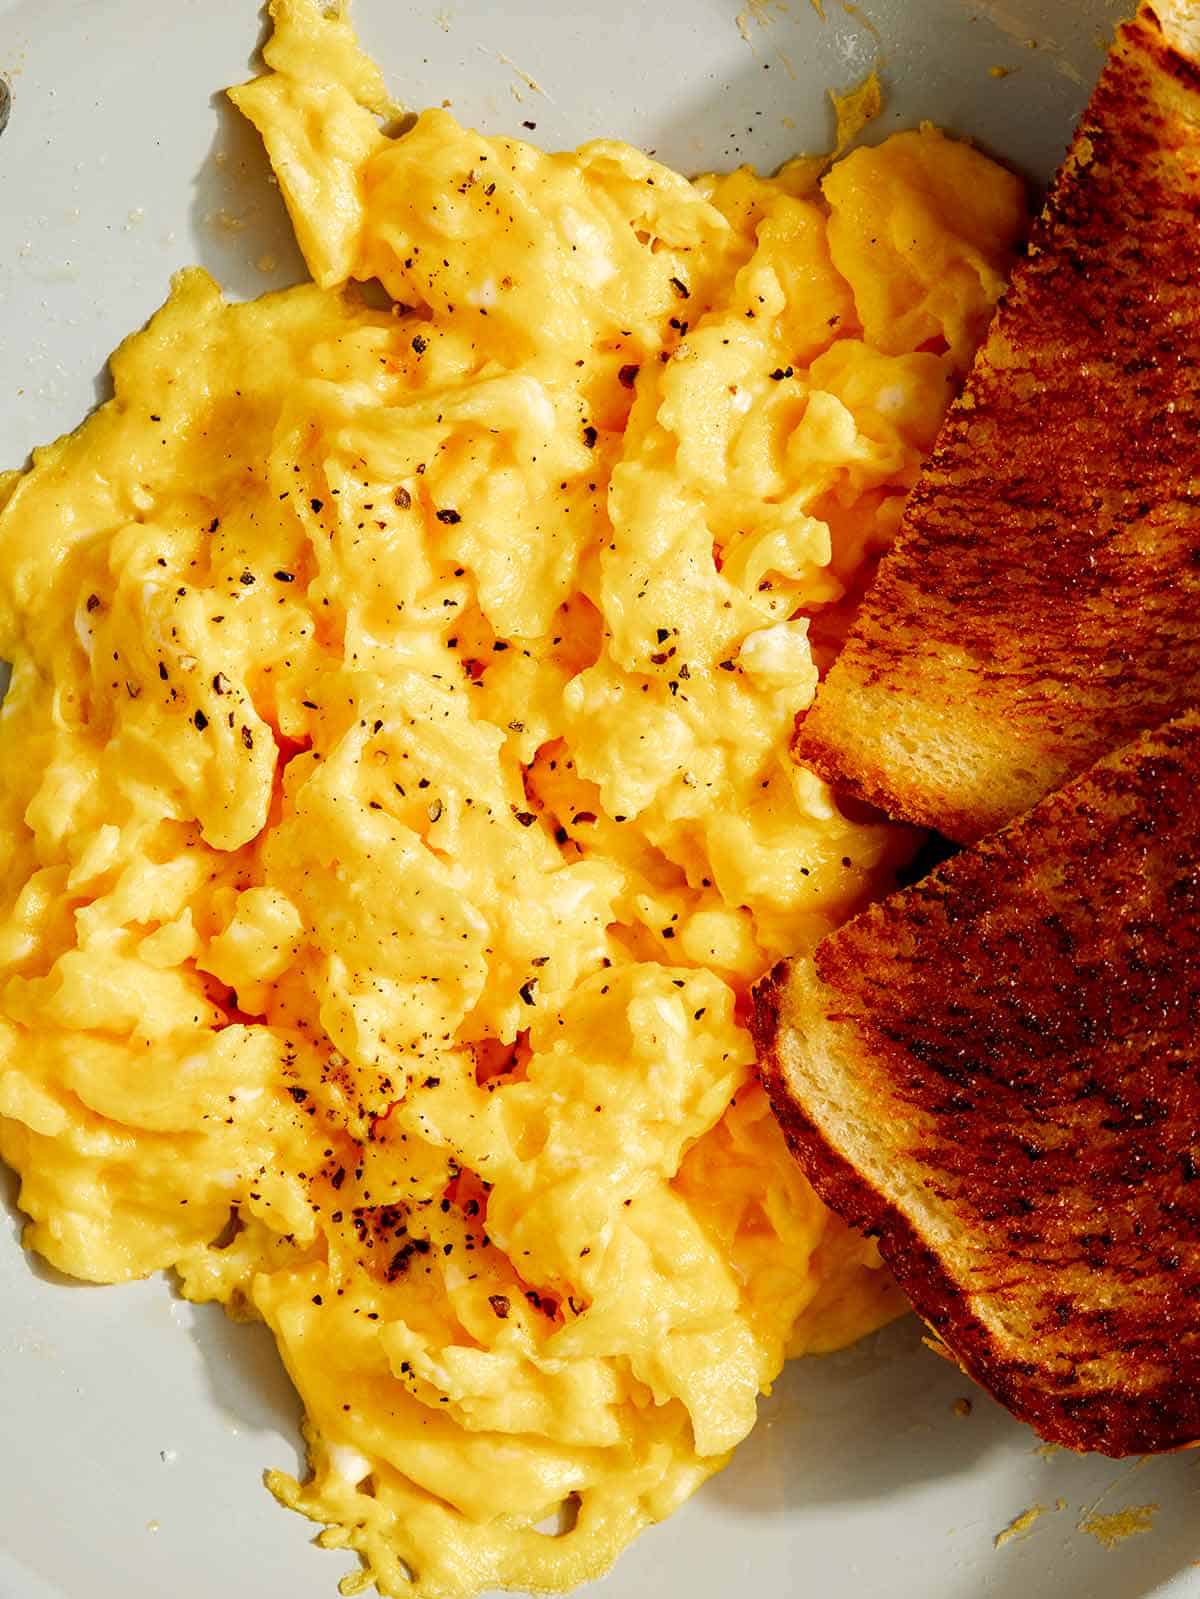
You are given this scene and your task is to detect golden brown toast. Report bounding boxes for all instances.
[753,710,1200,1455]
[794,1,1200,843]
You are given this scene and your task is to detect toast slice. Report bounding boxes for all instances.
[753,709,1200,1455]
[794,0,1200,844]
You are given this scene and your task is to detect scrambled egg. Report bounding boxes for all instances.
[0,4,1025,1595]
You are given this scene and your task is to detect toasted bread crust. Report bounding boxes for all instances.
[794,3,1200,843]
[754,711,1200,1455]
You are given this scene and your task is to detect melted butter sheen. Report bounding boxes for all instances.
[0,2,1026,1595]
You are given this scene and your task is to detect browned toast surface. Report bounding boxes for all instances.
[794,3,1200,843]
[754,710,1200,1454]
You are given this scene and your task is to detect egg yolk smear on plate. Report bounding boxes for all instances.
[0,3,1025,1595]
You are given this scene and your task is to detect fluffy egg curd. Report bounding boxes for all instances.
[0,3,1026,1595]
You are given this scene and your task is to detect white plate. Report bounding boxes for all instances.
[2,3,1197,1598]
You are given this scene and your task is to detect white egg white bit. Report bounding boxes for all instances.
[649,993,689,1037]
[562,676,585,713]
[465,277,498,309]
[736,619,814,682]
[512,374,558,435]
[329,1443,374,1487]
[558,207,618,287]
[73,605,97,661]
[873,382,910,417]
[547,873,594,916]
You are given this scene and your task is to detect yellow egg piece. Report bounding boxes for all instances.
[0,3,1027,1596]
